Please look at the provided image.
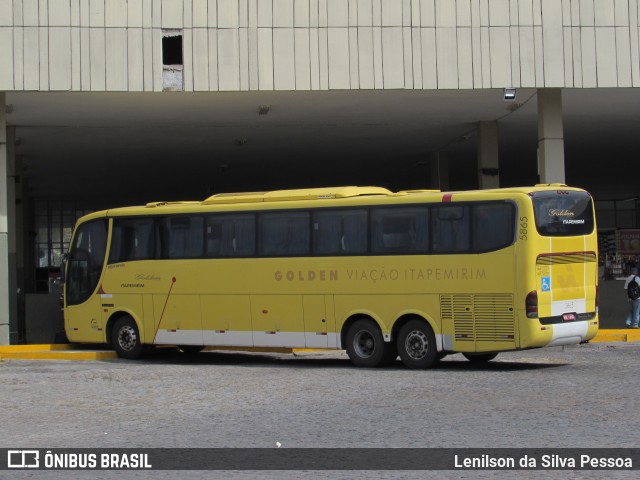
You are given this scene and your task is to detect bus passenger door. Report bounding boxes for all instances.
[64,218,109,343]
[303,295,330,348]
[66,293,105,343]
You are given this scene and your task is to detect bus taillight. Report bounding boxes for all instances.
[526,290,538,318]
[596,285,599,313]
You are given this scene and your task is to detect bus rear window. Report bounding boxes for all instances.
[532,191,594,236]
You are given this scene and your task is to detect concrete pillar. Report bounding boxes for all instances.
[537,88,566,184]
[13,130,25,344]
[6,126,18,343]
[0,94,9,344]
[477,121,500,189]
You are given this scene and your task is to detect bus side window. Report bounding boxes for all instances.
[109,219,155,263]
[229,215,256,255]
[472,203,515,252]
[371,207,429,254]
[432,205,470,253]
[260,212,310,256]
[206,214,256,257]
[162,216,204,258]
[313,209,367,255]
[206,221,223,256]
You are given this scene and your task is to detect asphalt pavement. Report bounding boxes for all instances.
[0,342,638,479]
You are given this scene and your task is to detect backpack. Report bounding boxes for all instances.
[628,276,640,300]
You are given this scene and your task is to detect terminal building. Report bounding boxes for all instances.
[1,0,640,343]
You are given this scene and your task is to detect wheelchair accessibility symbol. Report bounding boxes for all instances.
[541,276,551,292]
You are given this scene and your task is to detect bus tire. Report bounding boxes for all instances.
[397,319,438,369]
[345,319,387,368]
[112,316,145,359]
[462,352,498,363]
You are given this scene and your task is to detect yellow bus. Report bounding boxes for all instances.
[63,184,598,368]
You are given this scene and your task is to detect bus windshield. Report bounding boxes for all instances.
[66,219,108,306]
[532,190,594,237]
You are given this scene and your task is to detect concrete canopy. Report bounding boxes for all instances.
[6,87,640,208]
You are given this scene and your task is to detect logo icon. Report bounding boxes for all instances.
[541,276,551,292]
[7,450,40,468]
[548,209,575,217]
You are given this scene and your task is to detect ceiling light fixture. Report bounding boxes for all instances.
[503,88,516,101]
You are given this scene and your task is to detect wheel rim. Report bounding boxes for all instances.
[117,325,137,352]
[404,330,429,360]
[353,330,376,358]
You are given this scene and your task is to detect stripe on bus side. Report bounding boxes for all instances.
[153,330,341,349]
[154,330,447,352]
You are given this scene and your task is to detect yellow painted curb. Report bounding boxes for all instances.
[0,350,118,361]
[0,344,74,352]
[592,329,640,343]
[592,333,626,343]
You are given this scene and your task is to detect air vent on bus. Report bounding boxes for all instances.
[441,294,515,343]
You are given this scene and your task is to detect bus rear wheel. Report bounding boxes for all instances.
[112,316,145,359]
[397,319,438,369]
[462,352,498,363]
[345,319,387,368]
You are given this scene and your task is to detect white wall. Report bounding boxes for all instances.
[1,0,639,92]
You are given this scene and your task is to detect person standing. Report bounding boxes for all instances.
[624,268,640,328]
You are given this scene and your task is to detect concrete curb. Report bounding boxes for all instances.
[0,344,118,361]
[0,330,637,361]
[590,328,640,343]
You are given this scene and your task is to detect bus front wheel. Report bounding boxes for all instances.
[112,316,145,359]
[462,352,498,363]
[345,319,387,368]
[397,319,438,369]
